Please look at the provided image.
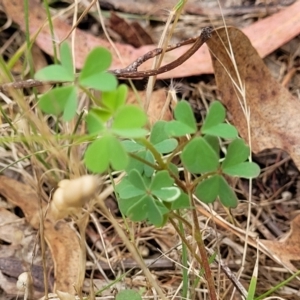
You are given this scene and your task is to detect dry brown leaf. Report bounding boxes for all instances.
[261,214,300,271]
[109,12,153,47]
[2,0,300,78]
[206,27,300,170]
[0,176,81,294]
[0,207,24,244]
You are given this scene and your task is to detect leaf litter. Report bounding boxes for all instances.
[1,0,300,299]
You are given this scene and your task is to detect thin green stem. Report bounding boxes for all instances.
[128,152,158,170]
[255,269,300,300]
[178,213,189,299]
[67,110,85,158]
[139,138,166,168]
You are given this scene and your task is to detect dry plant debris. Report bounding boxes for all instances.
[0,176,81,295]
[261,214,300,271]
[2,0,300,78]
[207,27,300,170]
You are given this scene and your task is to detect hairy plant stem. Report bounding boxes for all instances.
[169,217,202,265]
[139,138,187,191]
[170,211,219,299]
[189,190,218,300]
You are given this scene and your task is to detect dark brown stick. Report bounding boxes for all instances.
[0,27,213,93]
[111,26,213,78]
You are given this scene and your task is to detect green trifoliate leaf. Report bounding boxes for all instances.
[84,134,128,173]
[202,101,238,138]
[195,175,238,207]
[111,105,148,138]
[150,121,168,144]
[222,139,250,168]
[101,84,128,112]
[121,140,145,152]
[152,187,181,202]
[60,42,74,79]
[195,175,220,204]
[154,138,178,154]
[79,47,117,91]
[125,195,149,222]
[165,101,197,137]
[38,86,77,121]
[147,199,166,227]
[222,162,260,179]
[150,170,174,190]
[171,191,190,210]
[35,65,74,82]
[181,137,220,174]
[218,177,238,207]
[128,169,147,191]
[85,108,107,134]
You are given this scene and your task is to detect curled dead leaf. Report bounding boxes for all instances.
[206,27,300,170]
[261,214,300,271]
[0,176,81,294]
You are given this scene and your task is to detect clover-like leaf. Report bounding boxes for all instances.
[128,169,147,191]
[79,47,117,91]
[102,84,128,112]
[195,175,220,204]
[195,175,238,207]
[150,172,180,202]
[35,65,74,82]
[116,178,144,199]
[218,176,238,207]
[171,191,190,210]
[152,187,181,202]
[165,101,197,137]
[60,42,74,78]
[112,105,148,138]
[147,200,167,227]
[150,170,174,190]
[38,85,77,121]
[150,121,168,144]
[222,162,260,179]
[203,101,226,125]
[222,139,250,168]
[202,101,238,138]
[85,108,106,135]
[121,140,145,152]
[84,134,128,173]
[181,137,220,174]
[221,139,260,178]
[154,139,178,153]
[125,195,149,222]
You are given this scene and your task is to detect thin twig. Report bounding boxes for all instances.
[112,26,213,78]
[0,27,213,93]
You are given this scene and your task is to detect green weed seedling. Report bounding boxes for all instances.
[35,42,261,299]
